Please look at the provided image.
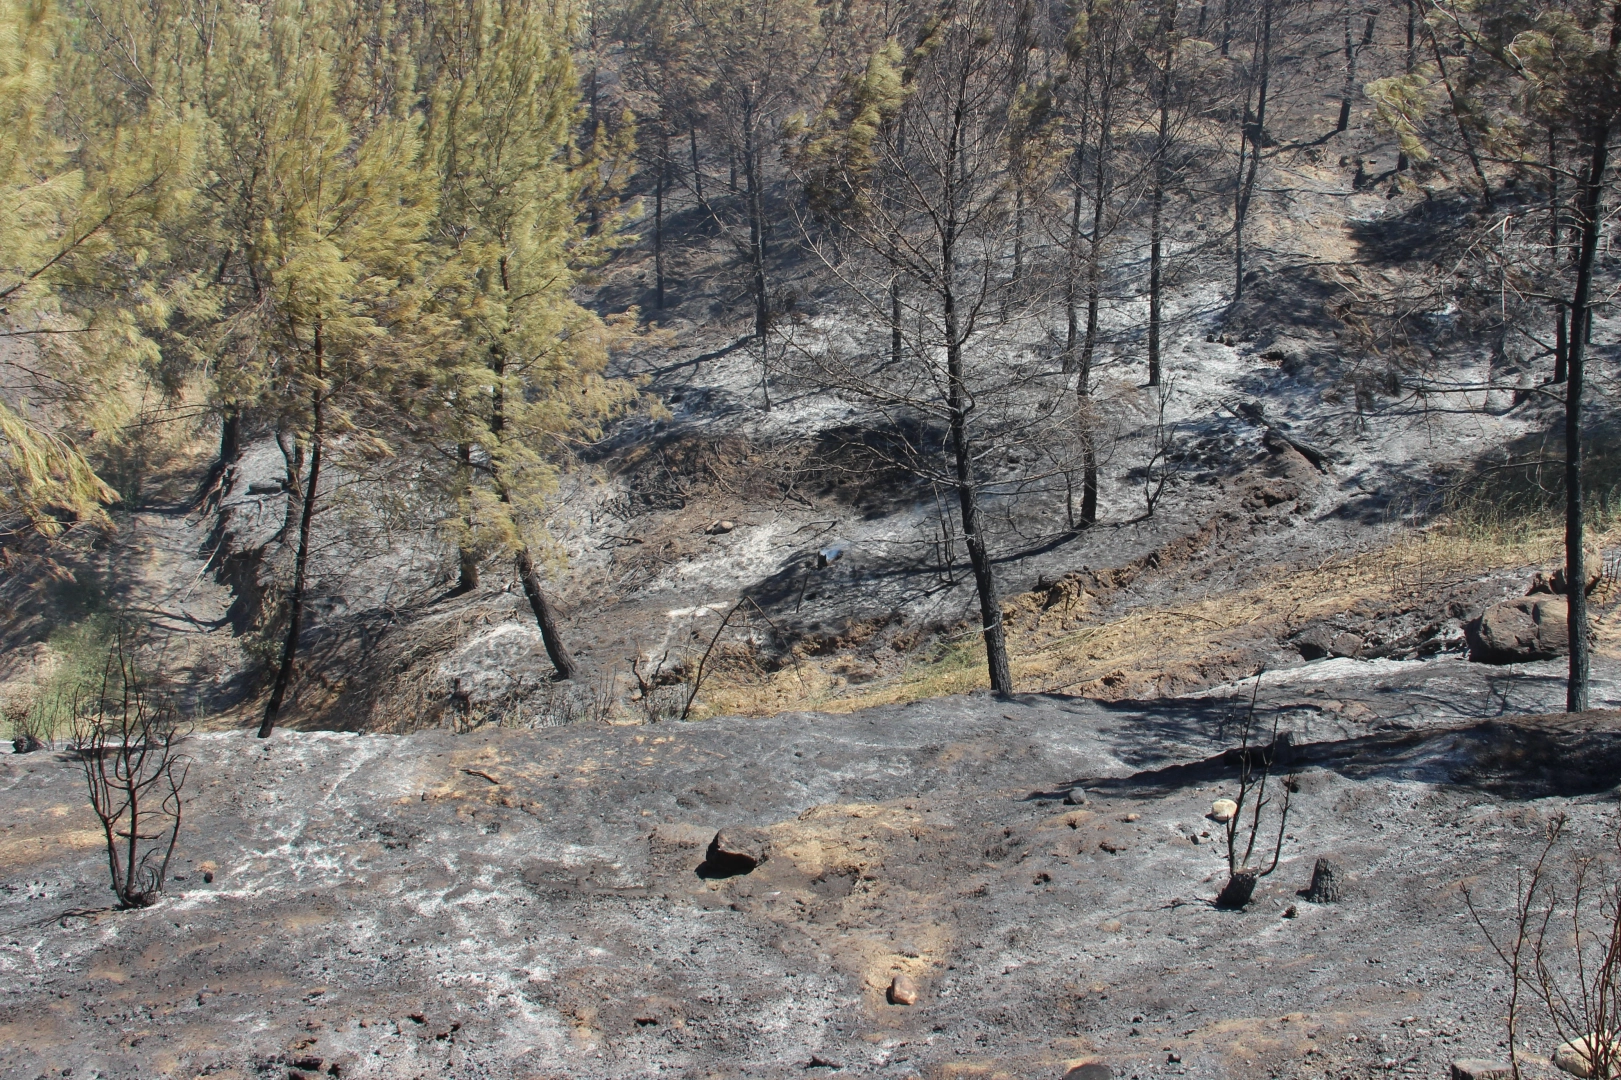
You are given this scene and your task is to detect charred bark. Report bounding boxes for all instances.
[259,329,325,739]
[515,547,576,681]
[1565,124,1610,712]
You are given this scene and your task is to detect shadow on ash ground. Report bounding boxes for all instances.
[4,656,1621,1080]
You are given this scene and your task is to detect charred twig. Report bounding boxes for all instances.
[680,598,749,721]
[1216,671,1296,909]
[71,638,191,910]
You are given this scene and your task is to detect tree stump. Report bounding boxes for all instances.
[1215,871,1258,909]
[1303,857,1345,903]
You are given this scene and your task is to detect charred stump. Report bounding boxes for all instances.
[1216,871,1258,909]
[1303,857,1345,903]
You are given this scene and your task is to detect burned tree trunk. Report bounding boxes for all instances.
[945,290,1013,697]
[259,332,325,739]
[491,343,577,681]
[454,442,479,595]
[1564,122,1609,713]
[515,547,577,681]
[1216,871,1258,909]
[1303,857,1346,903]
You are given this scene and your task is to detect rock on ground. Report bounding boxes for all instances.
[1467,596,1570,664]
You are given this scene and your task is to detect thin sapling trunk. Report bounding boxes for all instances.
[1564,122,1609,712]
[259,327,325,739]
[1216,672,1295,908]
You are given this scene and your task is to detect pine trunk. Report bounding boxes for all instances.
[1148,39,1171,388]
[1427,26,1492,210]
[1234,0,1272,305]
[1565,125,1609,712]
[655,134,667,310]
[259,332,325,739]
[690,126,703,202]
[1063,162,1083,374]
[891,277,903,368]
[1337,2,1355,133]
[455,442,478,594]
[491,342,576,682]
[945,312,1013,697]
[744,123,770,411]
[1552,128,1569,383]
[197,405,241,506]
[516,547,576,681]
[941,117,1011,696]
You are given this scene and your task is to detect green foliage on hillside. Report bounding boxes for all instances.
[0,0,629,554]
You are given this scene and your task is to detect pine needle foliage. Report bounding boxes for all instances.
[422,0,638,567]
[0,0,197,534]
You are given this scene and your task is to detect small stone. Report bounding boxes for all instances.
[203,871,214,884]
[1554,1035,1616,1077]
[1209,798,1238,823]
[1122,813,1140,822]
[1451,1060,1511,1080]
[1282,905,1297,918]
[1065,788,1088,805]
[706,520,736,534]
[888,974,919,1005]
[1167,1052,1182,1064]
[1099,919,1122,933]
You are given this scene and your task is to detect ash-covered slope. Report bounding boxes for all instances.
[4,655,1620,1079]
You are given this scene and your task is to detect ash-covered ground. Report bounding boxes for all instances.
[5,654,1621,1080]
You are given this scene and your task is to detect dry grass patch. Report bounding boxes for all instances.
[696,520,1621,715]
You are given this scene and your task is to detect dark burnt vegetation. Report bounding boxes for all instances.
[1213,674,1296,909]
[70,639,190,909]
[609,424,933,518]
[1467,813,1621,1080]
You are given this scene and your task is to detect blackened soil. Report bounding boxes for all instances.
[2,655,1618,1080]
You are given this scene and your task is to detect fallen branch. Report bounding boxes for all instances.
[1223,400,1334,472]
